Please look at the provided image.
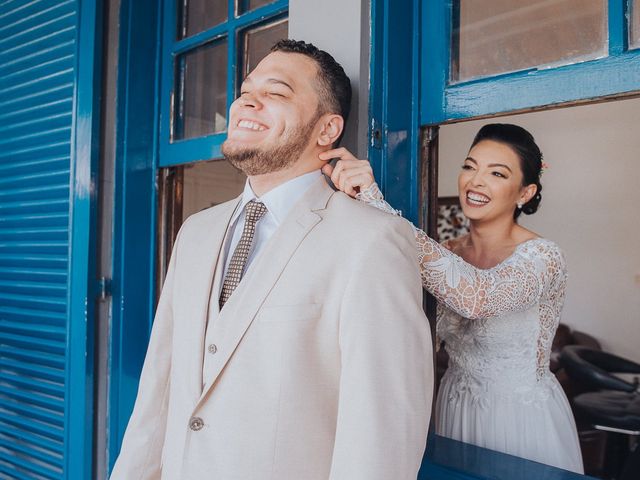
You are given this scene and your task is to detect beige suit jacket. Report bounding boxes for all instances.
[110,177,433,480]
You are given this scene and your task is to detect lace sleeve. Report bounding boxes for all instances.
[355,183,402,217]
[356,184,567,320]
[417,233,567,320]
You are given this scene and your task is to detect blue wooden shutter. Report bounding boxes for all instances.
[0,1,100,478]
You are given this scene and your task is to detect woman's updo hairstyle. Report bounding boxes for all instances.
[470,123,543,219]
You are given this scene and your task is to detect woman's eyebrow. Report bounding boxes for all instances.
[488,163,512,172]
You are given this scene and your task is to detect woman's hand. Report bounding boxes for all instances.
[319,147,376,198]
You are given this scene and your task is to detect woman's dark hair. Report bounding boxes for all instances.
[470,123,543,219]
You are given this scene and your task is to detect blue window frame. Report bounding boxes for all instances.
[159,0,288,167]
[422,0,640,125]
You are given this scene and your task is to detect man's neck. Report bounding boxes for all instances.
[248,161,322,197]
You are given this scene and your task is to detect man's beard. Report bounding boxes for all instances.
[222,119,317,176]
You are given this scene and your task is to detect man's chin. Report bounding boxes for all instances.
[221,138,253,156]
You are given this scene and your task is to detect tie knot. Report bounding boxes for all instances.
[245,200,268,224]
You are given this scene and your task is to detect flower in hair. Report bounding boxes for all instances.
[540,161,549,177]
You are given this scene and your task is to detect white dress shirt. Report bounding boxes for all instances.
[221,169,323,281]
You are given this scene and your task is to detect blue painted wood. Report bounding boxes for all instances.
[0,0,102,477]
[437,51,640,124]
[66,0,103,477]
[609,0,627,55]
[162,133,226,167]
[420,0,450,127]
[159,0,288,168]
[421,0,640,125]
[108,0,163,473]
[419,434,597,480]
[369,0,421,224]
[227,0,237,118]
[173,22,229,54]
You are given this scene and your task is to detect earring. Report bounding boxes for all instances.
[517,202,523,209]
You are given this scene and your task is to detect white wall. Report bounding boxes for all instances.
[289,0,370,158]
[439,98,640,363]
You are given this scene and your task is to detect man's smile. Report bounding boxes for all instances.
[237,118,269,131]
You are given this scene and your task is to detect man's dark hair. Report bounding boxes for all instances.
[271,39,352,131]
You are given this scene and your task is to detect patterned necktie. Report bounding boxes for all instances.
[219,200,268,309]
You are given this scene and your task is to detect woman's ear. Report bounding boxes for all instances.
[317,114,344,147]
[520,183,538,204]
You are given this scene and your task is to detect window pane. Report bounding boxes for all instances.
[452,0,608,82]
[178,0,228,39]
[238,0,276,15]
[174,40,228,141]
[631,0,640,48]
[183,160,246,218]
[241,19,289,78]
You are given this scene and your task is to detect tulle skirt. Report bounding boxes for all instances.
[435,370,584,474]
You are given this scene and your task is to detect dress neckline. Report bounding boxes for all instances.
[482,237,544,271]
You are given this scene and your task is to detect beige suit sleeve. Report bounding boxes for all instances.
[329,217,433,480]
[109,229,182,479]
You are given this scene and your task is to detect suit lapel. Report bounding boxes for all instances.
[180,196,241,400]
[197,177,335,402]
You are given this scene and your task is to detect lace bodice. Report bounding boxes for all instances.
[356,184,568,382]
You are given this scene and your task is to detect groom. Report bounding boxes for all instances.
[111,39,432,479]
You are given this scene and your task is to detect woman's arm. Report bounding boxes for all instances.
[320,148,566,320]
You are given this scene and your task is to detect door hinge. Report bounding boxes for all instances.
[98,277,112,301]
[370,118,383,149]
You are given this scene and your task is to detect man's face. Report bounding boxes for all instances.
[222,51,323,175]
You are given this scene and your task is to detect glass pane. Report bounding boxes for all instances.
[178,0,228,39]
[183,160,246,218]
[631,0,640,49]
[452,0,608,82]
[174,40,228,141]
[242,19,289,78]
[238,0,276,15]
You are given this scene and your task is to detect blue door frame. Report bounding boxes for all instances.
[107,0,163,472]
[67,1,103,477]
[369,0,421,225]
[421,0,640,124]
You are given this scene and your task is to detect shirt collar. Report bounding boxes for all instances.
[233,170,322,226]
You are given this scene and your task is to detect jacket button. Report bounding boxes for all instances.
[208,344,217,354]
[189,416,204,431]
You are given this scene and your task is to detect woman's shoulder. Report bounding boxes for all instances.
[516,237,567,270]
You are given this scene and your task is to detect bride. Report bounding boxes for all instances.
[320,124,584,473]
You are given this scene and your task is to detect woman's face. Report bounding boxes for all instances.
[457,139,533,223]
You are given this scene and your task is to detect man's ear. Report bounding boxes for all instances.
[317,114,344,147]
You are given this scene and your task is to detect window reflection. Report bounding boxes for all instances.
[178,0,228,39]
[242,19,289,78]
[174,40,228,140]
[452,0,608,82]
[183,160,246,217]
[238,0,277,15]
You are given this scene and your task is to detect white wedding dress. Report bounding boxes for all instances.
[357,184,584,473]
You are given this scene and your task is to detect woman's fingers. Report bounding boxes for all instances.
[342,172,375,197]
[318,147,376,197]
[336,165,376,197]
[321,163,334,177]
[318,147,358,162]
